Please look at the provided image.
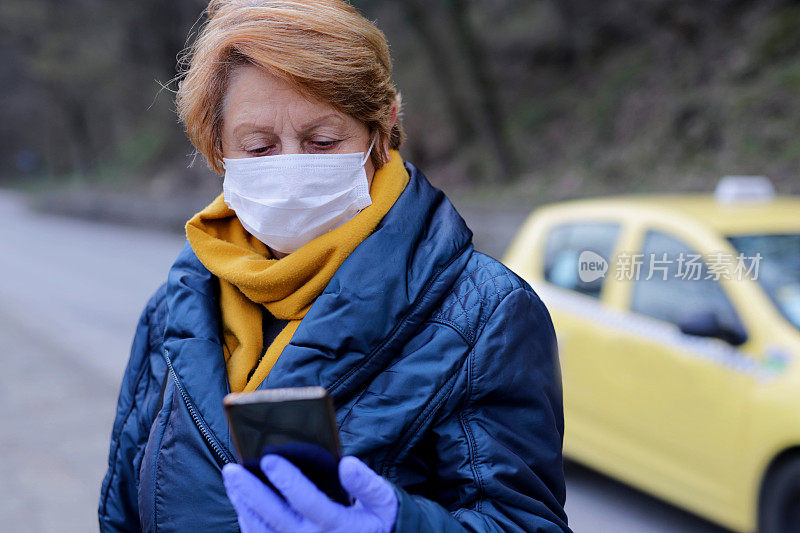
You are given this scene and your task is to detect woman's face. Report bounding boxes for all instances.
[220,64,376,181]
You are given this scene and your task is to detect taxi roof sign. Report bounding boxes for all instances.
[714,175,775,204]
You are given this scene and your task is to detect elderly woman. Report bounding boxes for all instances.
[98,1,569,532]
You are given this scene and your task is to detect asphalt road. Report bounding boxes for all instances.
[0,189,730,532]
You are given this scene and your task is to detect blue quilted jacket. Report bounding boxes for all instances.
[98,161,570,532]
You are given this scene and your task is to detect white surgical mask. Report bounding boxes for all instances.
[222,135,376,254]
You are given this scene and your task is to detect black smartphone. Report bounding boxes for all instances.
[222,386,352,506]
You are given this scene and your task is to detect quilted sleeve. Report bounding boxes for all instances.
[392,286,570,532]
[98,283,167,532]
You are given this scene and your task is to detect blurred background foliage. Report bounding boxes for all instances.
[1,0,800,205]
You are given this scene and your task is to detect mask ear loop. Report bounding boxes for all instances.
[360,134,377,167]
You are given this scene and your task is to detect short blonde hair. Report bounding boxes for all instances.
[175,0,405,175]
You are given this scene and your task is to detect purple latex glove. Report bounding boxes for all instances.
[222,454,398,533]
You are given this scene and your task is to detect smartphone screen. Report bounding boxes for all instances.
[223,386,352,506]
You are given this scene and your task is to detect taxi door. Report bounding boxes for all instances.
[531,219,627,460]
[599,225,751,519]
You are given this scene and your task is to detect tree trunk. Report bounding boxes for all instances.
[400,0,477,143]
[445,0,515,181]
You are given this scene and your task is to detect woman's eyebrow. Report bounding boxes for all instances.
[232,122,275,138]
[231,114,345,138]
[299,113,345,133]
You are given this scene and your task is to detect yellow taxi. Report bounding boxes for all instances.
[502,177,800,533]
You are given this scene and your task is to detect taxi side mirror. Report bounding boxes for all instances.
[678,309,748,346]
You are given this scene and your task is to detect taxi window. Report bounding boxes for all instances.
[630,231,742,333]
[543,222,620,298]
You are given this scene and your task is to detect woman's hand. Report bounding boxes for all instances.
[222,454,398,533]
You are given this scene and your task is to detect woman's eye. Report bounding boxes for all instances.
[309,140,339,149]
[246,146,273,155]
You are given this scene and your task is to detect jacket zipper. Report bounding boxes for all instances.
[163,347,235,466]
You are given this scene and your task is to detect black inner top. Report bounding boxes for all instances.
[245,308,291,384]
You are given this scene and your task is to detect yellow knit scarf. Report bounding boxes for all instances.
[185,149,409,393]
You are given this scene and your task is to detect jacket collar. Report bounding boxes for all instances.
[162,161,474,459]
